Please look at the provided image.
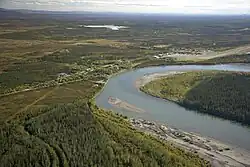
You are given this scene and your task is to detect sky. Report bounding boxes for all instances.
[1,0,250,15]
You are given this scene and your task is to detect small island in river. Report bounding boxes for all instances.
[108,96,145,113]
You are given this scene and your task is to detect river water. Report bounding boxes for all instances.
[96,64,250,150]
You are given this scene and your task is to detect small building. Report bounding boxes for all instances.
[57,73,70,78]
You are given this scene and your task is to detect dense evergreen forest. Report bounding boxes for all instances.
[3,9,250,166]
[141,71,250,125]
[0,101,208,167]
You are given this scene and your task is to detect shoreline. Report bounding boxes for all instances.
[135,71,185,88]
[130,118,250,167]
[94,67,250,167]
[133,70,250,166]
[92,68,129,100]
[108,96,145,113]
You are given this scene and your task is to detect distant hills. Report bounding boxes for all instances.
[1,8,250,21]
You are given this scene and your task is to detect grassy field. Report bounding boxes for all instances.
[141,71,250,125]
[0,81,99,124]
[0,10,216,167]
[1,9,250,166]
[200,53,250,64]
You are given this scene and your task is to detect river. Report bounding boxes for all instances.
[96,64,250,150]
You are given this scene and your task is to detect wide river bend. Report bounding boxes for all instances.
[96,64,250,150]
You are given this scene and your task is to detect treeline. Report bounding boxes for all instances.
[201,54,250,64]
[0,102,208,167]
[183,72,250,125]
[0,60,71,93]
[141,71,250,125]
[135,54,250,69]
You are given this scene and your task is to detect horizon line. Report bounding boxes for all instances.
[1,7,250,16]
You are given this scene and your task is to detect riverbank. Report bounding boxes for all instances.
[132,69,250,166]
[139,71,250,126]
[135,71,185,88]
[95,64,250,166]
[93,68,129,99]
[130,118,250,167]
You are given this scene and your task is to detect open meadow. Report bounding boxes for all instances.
[1,9,250,166]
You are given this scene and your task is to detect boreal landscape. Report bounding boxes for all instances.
[141,71,250,125]
[1,7,250,167]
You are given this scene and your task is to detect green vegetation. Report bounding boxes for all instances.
[0,10,218,167]
[0,101,208,167]
[134,58,191,68]
[135,54,250,68]
[2,9,250,166]
[141,71,250,125]
[201,54,250,64]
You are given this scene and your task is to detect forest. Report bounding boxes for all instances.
[0,101,208,167]
[141,71,250,125]
[1,8,250,166]
[0,9,214,167]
